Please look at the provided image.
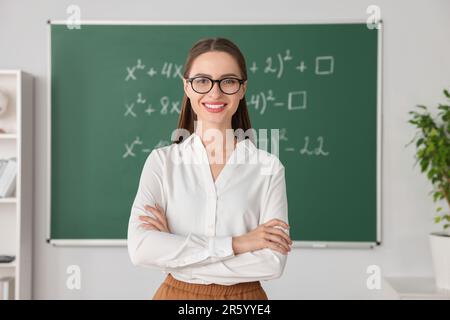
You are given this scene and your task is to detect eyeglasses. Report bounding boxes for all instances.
[186,76,245,95]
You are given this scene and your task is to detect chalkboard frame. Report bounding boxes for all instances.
[46,19,383,248]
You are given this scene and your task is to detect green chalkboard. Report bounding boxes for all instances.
[50,22,381,245]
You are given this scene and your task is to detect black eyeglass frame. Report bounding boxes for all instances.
[185,76,245,95]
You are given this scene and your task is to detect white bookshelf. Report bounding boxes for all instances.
[0,70,33,299]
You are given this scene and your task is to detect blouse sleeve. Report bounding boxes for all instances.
[127,150,235,270]
[173,163,289,285]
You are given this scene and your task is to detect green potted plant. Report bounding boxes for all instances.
[408,89,450,291]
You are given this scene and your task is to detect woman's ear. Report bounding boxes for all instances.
[183,79,189,96]
[240,80,247,100]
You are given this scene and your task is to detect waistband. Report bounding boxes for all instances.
[163,273,263,296]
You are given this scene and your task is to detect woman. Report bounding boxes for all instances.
[127,37,292,300]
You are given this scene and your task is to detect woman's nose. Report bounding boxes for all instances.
[208,81,222,97]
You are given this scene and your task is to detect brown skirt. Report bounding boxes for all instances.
[152,273,268,300]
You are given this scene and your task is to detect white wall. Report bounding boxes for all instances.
[1,0,449,299]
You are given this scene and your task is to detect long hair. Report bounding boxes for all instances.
[174,37,253,144]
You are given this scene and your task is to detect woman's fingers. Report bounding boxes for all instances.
[265,240,289,255]
[144,204,168,229]
[139,215,164,231]
[141,203,171,233]
[267,227,292,245]
[155,203,165,214]
[140,223,158,231]
[264,218,289,230]
[264,234,290,252]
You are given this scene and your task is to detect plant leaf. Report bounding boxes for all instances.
[444,89,450,99]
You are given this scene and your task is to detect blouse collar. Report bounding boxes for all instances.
[181,131,256,157]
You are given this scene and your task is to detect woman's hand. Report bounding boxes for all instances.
[232,219,292,255]
[139,203,171,233]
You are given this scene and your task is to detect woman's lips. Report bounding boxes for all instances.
[202,102,227,113]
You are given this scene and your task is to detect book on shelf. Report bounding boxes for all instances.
[0,277,14,300]
[0,255,15,263]
[0,157,17,198]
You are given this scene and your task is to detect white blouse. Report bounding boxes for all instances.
[127,131,289,285]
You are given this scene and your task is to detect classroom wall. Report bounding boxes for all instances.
[1,0,449,299]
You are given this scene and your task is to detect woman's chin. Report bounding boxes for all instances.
[199,112,228,122]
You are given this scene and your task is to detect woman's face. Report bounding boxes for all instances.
[183,51,247,128]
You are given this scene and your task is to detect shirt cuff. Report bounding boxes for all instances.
[208,236,234,258]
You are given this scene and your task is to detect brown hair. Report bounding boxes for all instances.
[174,37,253,144]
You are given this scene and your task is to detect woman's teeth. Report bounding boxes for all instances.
[204,103,226,109]
[202,103,227,113]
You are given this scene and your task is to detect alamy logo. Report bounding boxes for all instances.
[366,265,381,290]
[66,265,81,290]
[66,5,81,30]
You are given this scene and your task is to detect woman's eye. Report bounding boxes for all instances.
[223,79,236,85]
[195,78,209,84]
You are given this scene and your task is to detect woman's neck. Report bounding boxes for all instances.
[194,122,236,152]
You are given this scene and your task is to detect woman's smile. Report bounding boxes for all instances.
[202,101,228,113]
